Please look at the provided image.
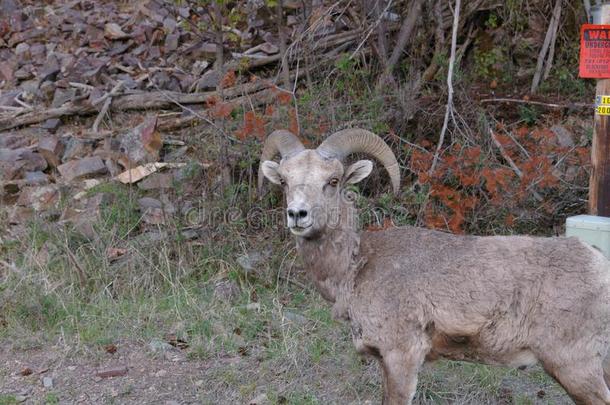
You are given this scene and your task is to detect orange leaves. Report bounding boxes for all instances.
[481,167,514,204]
[264,104,274,117]
[288,107,299,135]
[277,91,292,105]
[221,70,236,88]
[408,144,482,234]
[411,150,433,172]
[462,145,482,161]
[206,96,234,119]
[409,121,591,233]
[235,111,266,141]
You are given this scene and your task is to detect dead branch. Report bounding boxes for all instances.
[276,1,291,89]
[480,98,591,109]
[92,81,124,132]
[378,0,423,86]
[0,79,276,131]
[0,104,95,131]
[429,0,460,175]
[350,0,394,59]
[530,0,562,94]
[541,1,561,83]
[212,1,224,72]
[91,80,124,106]
[375,0,390,69]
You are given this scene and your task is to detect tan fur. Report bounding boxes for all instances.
[262,150,610,405]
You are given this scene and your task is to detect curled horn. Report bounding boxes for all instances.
[317,128,400,194]
[258,130,305,193]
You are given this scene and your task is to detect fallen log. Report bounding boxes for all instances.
[0,80,272,132]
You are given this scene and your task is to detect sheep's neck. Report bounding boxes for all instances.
[295,205,362,319]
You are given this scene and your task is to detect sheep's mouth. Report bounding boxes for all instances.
[290,225,312,235]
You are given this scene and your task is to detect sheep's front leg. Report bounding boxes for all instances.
[380,346,428,405]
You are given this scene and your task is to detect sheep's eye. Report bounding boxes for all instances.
[329,178,339,187]
[279,178,286,186]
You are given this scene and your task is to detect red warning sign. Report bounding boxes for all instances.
[579,24,610,78]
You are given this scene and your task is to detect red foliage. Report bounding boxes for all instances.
[408,123,588,233]
[205,96,234,119]
[264,104,275,116]
[221,70,236,88]
[235,110,266,140]
[288,107,299,135]
[277,91,292,105]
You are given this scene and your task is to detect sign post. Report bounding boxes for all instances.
[581,4,610,215]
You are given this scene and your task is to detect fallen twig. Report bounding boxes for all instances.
[480,98,591,109]
[92,81,124,132]
[92,80,124,107]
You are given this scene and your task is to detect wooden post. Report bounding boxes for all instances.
[589,4,610,216]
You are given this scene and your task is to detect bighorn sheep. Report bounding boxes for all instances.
[259,129,610,405]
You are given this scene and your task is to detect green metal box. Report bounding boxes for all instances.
[565,215,610,259]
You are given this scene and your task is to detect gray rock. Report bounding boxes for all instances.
[16,185,59,211]
[283,311,308,324]
[138,197,163,210]
[237,250,269,273]
[42,376,53,388]
[195,70,220,91]
[57,156,107,181]
[192,60,209,76]
[148,339,175,353]
[15,395,27,403]
[551,125,574,148]
[41,118,61,132]
[51,88,76,108]
[249,393,269,405]
[62,138,93,161]
[138,172,173,190]
[38,135,64,167]
[15,42,30,58]
[163,145,188,162]
[260,42,279,54]
[213,279,240,303]
[24,171,49,185]
[14,67,34,80]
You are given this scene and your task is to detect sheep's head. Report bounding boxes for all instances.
[259,129,400,239]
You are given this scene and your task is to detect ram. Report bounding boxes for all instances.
[259,128,610,405]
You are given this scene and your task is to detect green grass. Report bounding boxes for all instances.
[0,395,18,405]
[44,393,60,405]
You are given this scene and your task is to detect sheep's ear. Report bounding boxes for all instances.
[261,161,282,185]
[344,160,373,185]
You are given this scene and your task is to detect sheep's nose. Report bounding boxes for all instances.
[287,203,311,228]
[287,208,308,219]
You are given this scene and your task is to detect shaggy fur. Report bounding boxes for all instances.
[262,146,610,405]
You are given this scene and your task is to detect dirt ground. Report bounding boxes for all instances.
[0,341,573,405]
